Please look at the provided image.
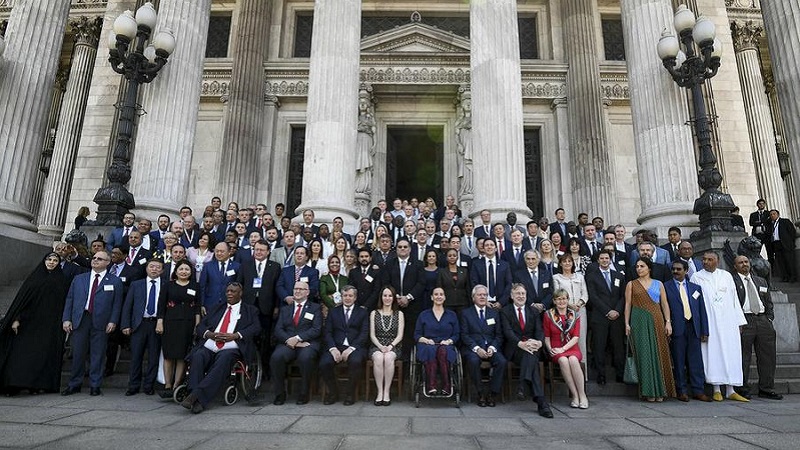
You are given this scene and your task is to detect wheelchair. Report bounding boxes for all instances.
[173,352,263,406]
[408,346,463,408]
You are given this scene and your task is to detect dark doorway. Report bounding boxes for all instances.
[286,126,306,215]
[386,126,444,203]
[523,128,543,219]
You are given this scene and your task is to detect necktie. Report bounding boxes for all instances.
[293,303,303,326]
[345,306,351,325]
[219,261,224,273]
[531,271,538,295]
[88,274,100,313]
[518,306,525,330]
[488,260,496,297]
[127,247,135,264]
[679,281,691,320]
[591,242,598,254]
[400,260,406,288]
[515,248,520,262]
[603,271,611,290]
[479,308,485,322]
[147,280,157,316]
[256,218,262,229]
[468,236,473,250]
[685,259,695,279]
[746,276,761,314]
[498,240,504,255]
[295,266,302,282]
[123,227,130,237]
[673,244,678,254]
[216,306,232,349]
[257,261,262,277]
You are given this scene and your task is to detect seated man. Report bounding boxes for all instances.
[319,285,370,405]
[270,281,322,405]
[461,284,506,407]
[181,283,261,413]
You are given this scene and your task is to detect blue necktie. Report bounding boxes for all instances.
[488,260,496,297]
[146,280,157,316]
[603,271,611,290]
[479,308,485,322]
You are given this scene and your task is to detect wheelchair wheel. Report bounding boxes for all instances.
[408,347,417,402]
[224,385,239,405]
[239,355,262,402]
[173,385,188,403]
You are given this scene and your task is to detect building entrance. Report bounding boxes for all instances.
[385,126,444,203]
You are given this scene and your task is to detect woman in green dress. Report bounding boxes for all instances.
[320,255,348,317]
[624,257,676,402]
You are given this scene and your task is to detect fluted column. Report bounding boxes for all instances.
[0,0,71,231]
[470,0,530,221]
[128,0,212,220]
[217,0,271,204]
[731,20,789,216]
[258,95,280,205]
[561,0,617,221]
[620,0,698,232]
[38,17,103,237]
[296,0,361,223]
[762,0,800,219]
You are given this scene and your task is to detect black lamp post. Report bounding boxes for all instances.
[657,4,735,233]
[92,2,175,225]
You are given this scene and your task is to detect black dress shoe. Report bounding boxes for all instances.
[144,388,155,396]
[486,394,496,407]
[374,400,382,406]
[758,390,784,400]
[597,375,606,385]
[343,396,355,406]
[181,393,197,410]
[295,394,309,405]
[615,375,625,384]
[125,389,139,396]
[538,406,554,419]
[323,394,338,405]
[477,396,487,407]
[273,393,286,405]
[90,388,102,396]
[191,401,204,414]
[516,389,526,401]
[61,387,80,396]
[383,400,391,406]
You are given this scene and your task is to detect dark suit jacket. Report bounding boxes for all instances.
[549,222,568,242]
[766,217,797,249]
[348,265,381,310]
[121,277,162,332]
[61,261,88,284]
[522,236,543,252]
[512,266,554,309]
[371,250,396,268]
[499,303,543,360]
[492,237,513,258]
[750,210,770,235]
[237,258,281,316]
[179,230,200,249]
[410,243,433,264]
[193,301,262,362]
[474,224,493,239]
[470,257,512,306]
[661,242,681,264]
[585,266,626,320]
[579,239,602,259]
[120,246,153,285]
[380,258,425,312]
[664,278,709,338]
[199,259,241,308]
[460,305,503,352]
[63,271,124,329]
[502,246,527,271]
[323,304,369,351]
[732,271,774,320]
[276,265,320,303]
[626,262,670,283]
[273,301,323,350]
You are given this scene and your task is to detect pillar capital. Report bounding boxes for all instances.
[730,20,762,53]
[70,15,102,48]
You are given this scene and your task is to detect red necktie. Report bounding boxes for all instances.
[293,303,303,326]
[518,307,525,331]
[88,274,100,313]
[216,306,232,349]
[126,247,135,264]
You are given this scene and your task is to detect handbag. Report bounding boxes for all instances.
[623,336,638,385]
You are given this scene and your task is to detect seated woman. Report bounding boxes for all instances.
[414,287,460,395]
[544,289,588,409]
[370,286,404,406]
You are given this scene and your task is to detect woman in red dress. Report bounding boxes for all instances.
[544,288,588,409]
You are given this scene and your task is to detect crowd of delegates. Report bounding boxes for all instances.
[0,195,791,414]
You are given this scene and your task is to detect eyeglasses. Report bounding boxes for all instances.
[91,257,110,261]
[396,245,409,249]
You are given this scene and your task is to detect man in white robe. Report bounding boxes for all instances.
[691,252,749,402]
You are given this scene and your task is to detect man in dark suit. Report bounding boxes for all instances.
[448,236,473,272]
[661,226,684,264]
[381,238,425,352]
[503,229,527,271]
[106,212,137,251]
[749,199,769,243]
[579,224,602,260]
[523,221,544,252]
[628,242,670,282]
[276,246,320,305]
[732,255,782,400]
[349,248,381,310]
[766,209,797,282]
[470,239,512,308]
[199,242,241,311]
[460,285,506,407]
[500,283,552,418]
[319,286,370,405]
[371,235,396,268]
[491,223,512,259]
[300,209,320,239]
[271,281,322,405]
[585,250,626,385]
[122,230,153,284]
[180,283,262,413]
[61,250,124,396]
[474,210,493,238]
[512,250,554,312]
[237,240,282,365]
[410,229,433,264]
[549,208,568,243]
[665,260,711,402]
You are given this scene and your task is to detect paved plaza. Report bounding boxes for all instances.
[0,390,798,449]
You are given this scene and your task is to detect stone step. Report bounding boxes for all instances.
[749,364,800,380]
[747,378,800,395]
[776,352,800,365]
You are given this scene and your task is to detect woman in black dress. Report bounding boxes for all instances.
[0,252,69,395]
[436,248,471,313]
[421,249,441,311]
[156,260,200,397]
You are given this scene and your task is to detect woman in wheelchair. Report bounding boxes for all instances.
[414,287,459,395]
[544,289,588,409]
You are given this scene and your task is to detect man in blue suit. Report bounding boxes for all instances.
[180,283,262,413]
[61,250,124,396]
[461,285,506,407]
[470,239,512,308]
[512,250,554,312]
[199,242,241,311]
[121,258,164,396]
[106,212,137,251]
[666,260,711,402]
[503,229,527,271]
[276,246,320,305]
[319,286,370,405]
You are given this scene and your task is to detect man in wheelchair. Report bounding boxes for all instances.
[180,282,261,413]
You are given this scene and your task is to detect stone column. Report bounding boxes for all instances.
[297,0,361,223]
[731,20,789,217]
[0,0,71,231]
[38,17,103,237]
[762,0,800,219]
[620,0,698,233]
[354,83,376,218]
[128,0,212,219]
[549,97,574,218]
[561,0,617,221]
[217,0,271,204]
[470,0,530,221]
[258,94,280,205]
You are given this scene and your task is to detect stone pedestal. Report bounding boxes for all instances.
[770,291,800,352]
[469,0,530,222]
[297,0,361,224]
[38,16,103,237]
[128,0,212,220]
[0,0,72,231]
[691,230,748,272]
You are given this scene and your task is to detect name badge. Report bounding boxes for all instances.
[103,285,114,291]
[333,292,342,304]
[253,278,262,289]
[618,260,626,266]
[138,258,147,265]
[187,289,196,296]
[119,277,126,282]
[542,282,549,289]
[486,318,496,325]
[226,269,236,276]
[614,278,620,287]
[303,312,314,320]
[759,286,768,294]
[433,244,440,248]
[365,274,373,283]
[460,261,468,267]
[692,291,700,299]
[300,277,309,283]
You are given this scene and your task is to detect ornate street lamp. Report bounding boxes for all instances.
[92,2,176,225]
[657,4,733,233]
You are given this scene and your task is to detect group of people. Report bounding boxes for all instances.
[0,195,789,415]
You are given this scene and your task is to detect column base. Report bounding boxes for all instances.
[637,202,698,238]
[37,224,67,239]
[470,201,532,224]
[293,201,359,227]
[0,201,38,232]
